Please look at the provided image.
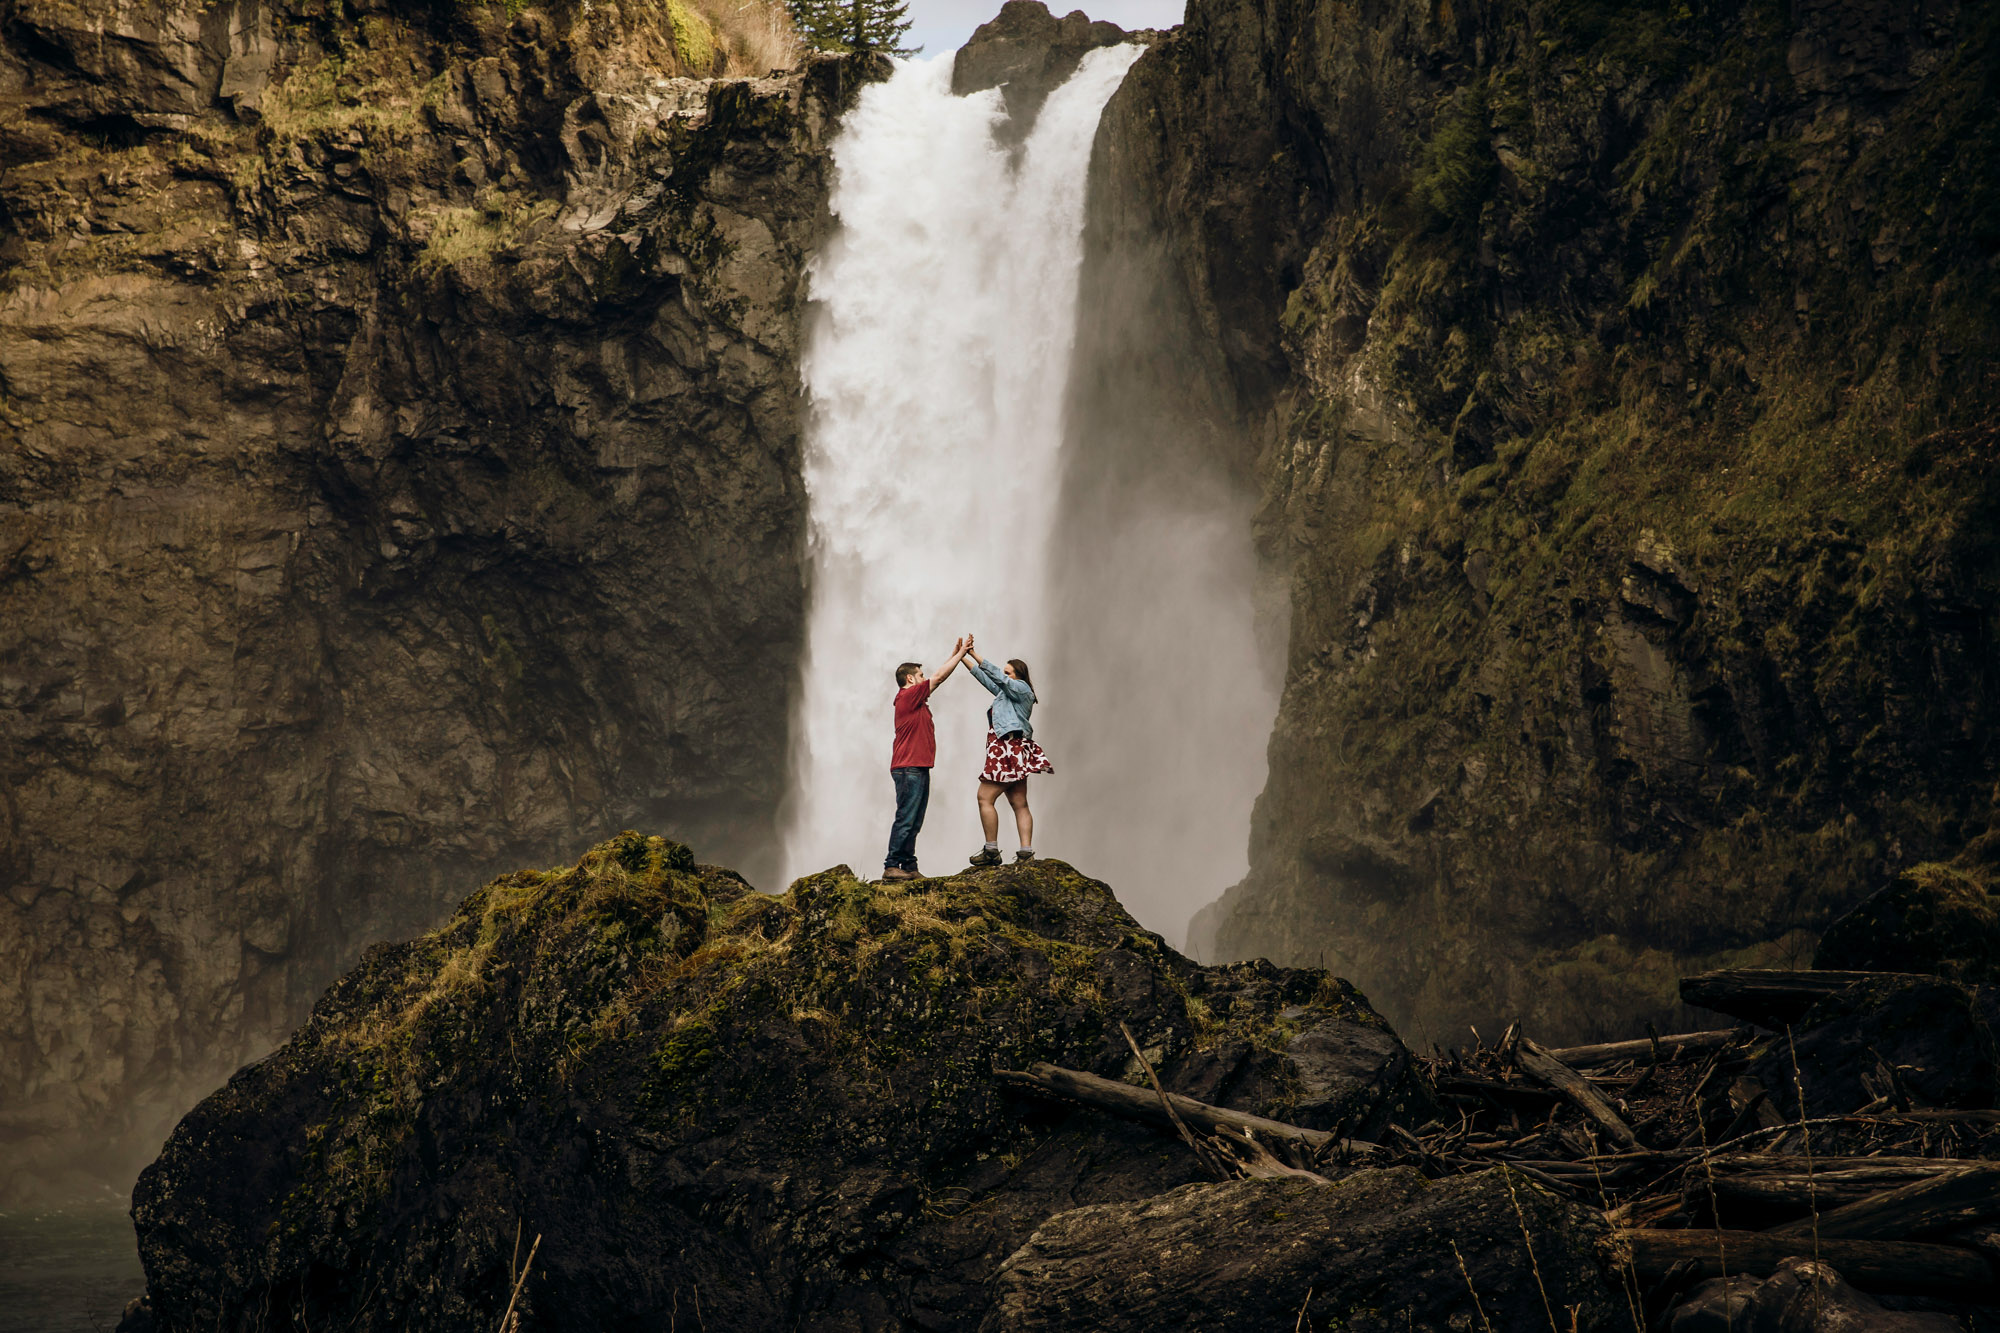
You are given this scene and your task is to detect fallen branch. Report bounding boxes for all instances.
[497,1231,541,1333]
[1617,1227,1997,1298]
[1543,1029,1741,1069]
[994,1061,1379,1159]
[1515,1038,1640,1151]
[1434,1073,1561,1105]
[1771,1162,2000,1241]
[1696,1154,1962,1207]
[1119,1021,1235,1181]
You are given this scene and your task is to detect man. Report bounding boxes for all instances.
[885,635,969,881]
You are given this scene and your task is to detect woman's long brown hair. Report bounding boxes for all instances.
[1007,658,1037,701]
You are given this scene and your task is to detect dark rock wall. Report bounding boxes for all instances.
[0,0,878,1199]
[1080,0,2000,1042]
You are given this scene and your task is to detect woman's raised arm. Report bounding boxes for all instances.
[965,656,1003,695]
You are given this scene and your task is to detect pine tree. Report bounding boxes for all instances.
[790,0,918,56]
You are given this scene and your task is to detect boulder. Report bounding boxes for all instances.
[1815,834,2000,984]
[127,838,1430,1332]
[1668,1259,1960,1332]
[1745,976,1999,1117]
[983,1167,1620,1331]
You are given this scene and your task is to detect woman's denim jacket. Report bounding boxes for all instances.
[967,658,1035,739]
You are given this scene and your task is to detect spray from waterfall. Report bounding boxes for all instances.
[784,42,1275,950]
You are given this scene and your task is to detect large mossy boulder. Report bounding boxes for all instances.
[127,835,1430,1331]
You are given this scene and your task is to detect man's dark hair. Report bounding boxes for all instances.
[896,661,923,687]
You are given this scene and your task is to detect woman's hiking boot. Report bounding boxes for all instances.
[882,866,916,882]
[1015,850,1035,862]
[967,847,1002,867]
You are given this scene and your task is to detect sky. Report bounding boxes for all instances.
[903,0,1188,59]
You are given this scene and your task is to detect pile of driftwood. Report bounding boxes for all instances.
[997,968,2000,1309]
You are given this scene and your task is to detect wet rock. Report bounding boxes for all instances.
[1815,834,2000,984]
[1745,976,1998,1117]
[984,1167,1619,1332]
[128,842,1428,1332]
[1668,1259,1959,1332]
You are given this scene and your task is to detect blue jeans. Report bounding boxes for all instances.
[886,767,930,871]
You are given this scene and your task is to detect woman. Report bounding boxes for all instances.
[962,637,1052,865]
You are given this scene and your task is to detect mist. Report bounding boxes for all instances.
[1040,482,1283,949]
[780,45,1281,950]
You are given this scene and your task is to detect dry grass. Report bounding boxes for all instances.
[414,193,559,271]
[703,0,803,76]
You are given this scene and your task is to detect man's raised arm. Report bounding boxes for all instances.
[929,636,969,689]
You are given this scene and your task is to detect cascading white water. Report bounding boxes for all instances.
[783,46,1142,883]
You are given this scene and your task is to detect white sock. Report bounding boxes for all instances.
[984,841,998,850]
[1019,846,1033,855]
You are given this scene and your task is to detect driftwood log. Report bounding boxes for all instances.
[1677,969,1929,1027]
[1432,1072,1561,1106]
[994,1061,1377,1158]
[1543,1029,1740,1068]
[1515,1038,1640,1151]
[1696,1155,1965,1212]
[1618,1228,1998,1297]
[1771,1162,2000,1240]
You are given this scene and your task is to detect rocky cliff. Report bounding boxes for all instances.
[0,0,880,1201]
[1074,0,2000,1042]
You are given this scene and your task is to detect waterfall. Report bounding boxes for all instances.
[783,46,1142,886]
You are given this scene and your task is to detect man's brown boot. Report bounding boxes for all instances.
[882,866,914,882]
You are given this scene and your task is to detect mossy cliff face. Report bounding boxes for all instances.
[0,1,884,1199]
[1077,0,2000,1041]
[128,837,1428,1331]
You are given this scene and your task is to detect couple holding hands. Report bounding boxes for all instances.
[884,634,1052,881]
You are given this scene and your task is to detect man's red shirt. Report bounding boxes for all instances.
[891,679,936,768]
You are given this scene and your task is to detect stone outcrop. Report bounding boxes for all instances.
[1073,0,2000,1042]
[122,841,1434,1331]
[951,0,1134,136]
[0,0,884,1201]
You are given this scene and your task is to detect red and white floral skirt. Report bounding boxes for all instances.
[980,731,1054,785]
